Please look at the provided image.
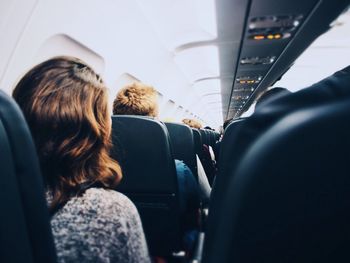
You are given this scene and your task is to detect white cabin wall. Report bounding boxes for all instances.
[0,0,217,126]
[0,0,38,90]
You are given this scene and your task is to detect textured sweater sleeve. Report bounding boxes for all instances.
[107,192,151,263]
[50,188,151,263]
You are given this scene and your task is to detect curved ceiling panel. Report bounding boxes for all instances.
[174,45,219,82]
[193,78,221,95]
[201,93,222,104]
[136,0,217,50]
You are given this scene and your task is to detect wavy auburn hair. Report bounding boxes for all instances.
[13,56,122,212]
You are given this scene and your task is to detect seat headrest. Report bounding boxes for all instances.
[111,115,178,194]
[206,101,350,263]
[0,91,56,263]
[192,128,202,155]
[165,122,197,177]
[199,129,209,145]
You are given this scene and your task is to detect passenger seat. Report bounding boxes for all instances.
[203,101,350,262]
[0,91,56,263]
[111,115,192,257]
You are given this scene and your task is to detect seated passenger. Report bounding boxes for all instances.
[12,56,150,263]
[213,117,235,164]
[254,87,291,111]
[113,82,202,209]
[223,117,234,131]
[215,66,350,200]
[182,118,202,129]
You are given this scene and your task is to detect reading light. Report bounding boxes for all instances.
[248,14,303,41]
[236,76,262,84]
[240,56,276,65]
[254,35,265,40]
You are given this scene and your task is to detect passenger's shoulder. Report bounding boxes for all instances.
[84,188,138,215]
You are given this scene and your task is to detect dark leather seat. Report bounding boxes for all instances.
[209,118,246,195]
[204,101,350,262]
[199,129,209,146]
[192,128,203,156]
[214,66,350,196]
[111,115,182,256]
[0,91,56,263]
[214,131,220,142]
[165,122,197,179]
[205,130,213,146]
[208,130,216,147]
[205,66,350,258]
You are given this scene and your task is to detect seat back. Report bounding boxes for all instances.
[0,91,56,263]
[208,130,216,147]
[214,131,220,141]
[192,128,202,156]
[111,115,182,256]
[204,101,350,262]
[165,122,197,179]
[209,118,246,204]
[199,129,209,146]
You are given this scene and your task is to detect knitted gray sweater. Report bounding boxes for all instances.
[50,188,151,263]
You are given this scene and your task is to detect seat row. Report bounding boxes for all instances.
[2,65,350,262]
[110,115,218,256]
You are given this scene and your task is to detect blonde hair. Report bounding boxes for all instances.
[113,82,159,117]
[13,56,122,212]
[182,118,202,129]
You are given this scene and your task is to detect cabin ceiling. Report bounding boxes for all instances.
[137,0,350,121]
[0,0,349,127]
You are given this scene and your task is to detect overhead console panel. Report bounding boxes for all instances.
[218,0,350,119]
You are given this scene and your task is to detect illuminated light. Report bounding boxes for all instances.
[293,20,300,27]
[267,34,274,39]
[239,80,246,84]
[251,88,254,91]
[274,34,282,39]
[240,56,276,65]
[253,35,265,40]
[283,32,292,38]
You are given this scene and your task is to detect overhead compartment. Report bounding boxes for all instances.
[217,0,350,119]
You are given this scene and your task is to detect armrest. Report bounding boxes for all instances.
[190,232,205,263]
[199,208,209,231]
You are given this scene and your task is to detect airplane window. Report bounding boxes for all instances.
[36,34,105,74]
